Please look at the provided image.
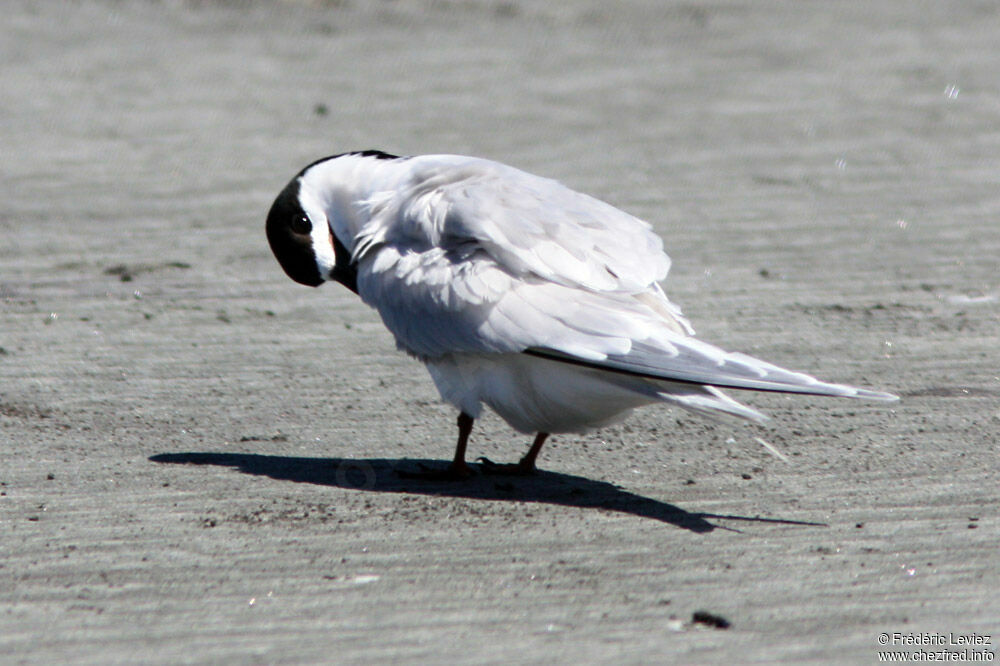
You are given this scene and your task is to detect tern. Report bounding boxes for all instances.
[266,150,896,478]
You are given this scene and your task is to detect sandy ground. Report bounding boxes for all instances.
[3,1,999,663]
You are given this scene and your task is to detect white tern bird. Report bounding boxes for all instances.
[266,150,897,478]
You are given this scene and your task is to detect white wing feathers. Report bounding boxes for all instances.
[355,159,669,290]
[444,171,670,292]
[351,157,896,404]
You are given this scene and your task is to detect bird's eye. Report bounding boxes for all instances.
[290,214,312,235]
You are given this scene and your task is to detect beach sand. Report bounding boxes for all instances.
[2,2,998,663]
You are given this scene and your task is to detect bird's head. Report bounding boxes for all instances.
[268,151,401,292]
[265,174,328,287]
[265,169,357,292]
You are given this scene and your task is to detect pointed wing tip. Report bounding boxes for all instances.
[847,388,900,402]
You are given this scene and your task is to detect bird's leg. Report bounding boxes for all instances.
[398,412,475,480]
[449,412,474,476]
[519,432,549,471]
[479,432,550,475]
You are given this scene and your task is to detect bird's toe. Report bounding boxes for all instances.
[477,457,538,476]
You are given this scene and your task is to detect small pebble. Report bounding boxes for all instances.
[692,610,730,629]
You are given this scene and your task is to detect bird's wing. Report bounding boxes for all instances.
[352,157,896,400]
[357,243,680,360]
[353,157,673,293]
[353,156,685,354]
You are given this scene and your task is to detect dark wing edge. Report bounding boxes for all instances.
[523,347,899,401]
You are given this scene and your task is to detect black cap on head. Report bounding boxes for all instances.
[265,177,324,287]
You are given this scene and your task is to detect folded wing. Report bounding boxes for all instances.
[353,156,897,403]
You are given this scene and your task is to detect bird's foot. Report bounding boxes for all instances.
[477,457,538,476]
[396,461,475,481]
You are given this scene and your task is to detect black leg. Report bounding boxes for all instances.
[519,432,549,471]
[451,412,474,474]
[397,412,476,480]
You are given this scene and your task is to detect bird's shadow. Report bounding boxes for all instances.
[149,452,825,534]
